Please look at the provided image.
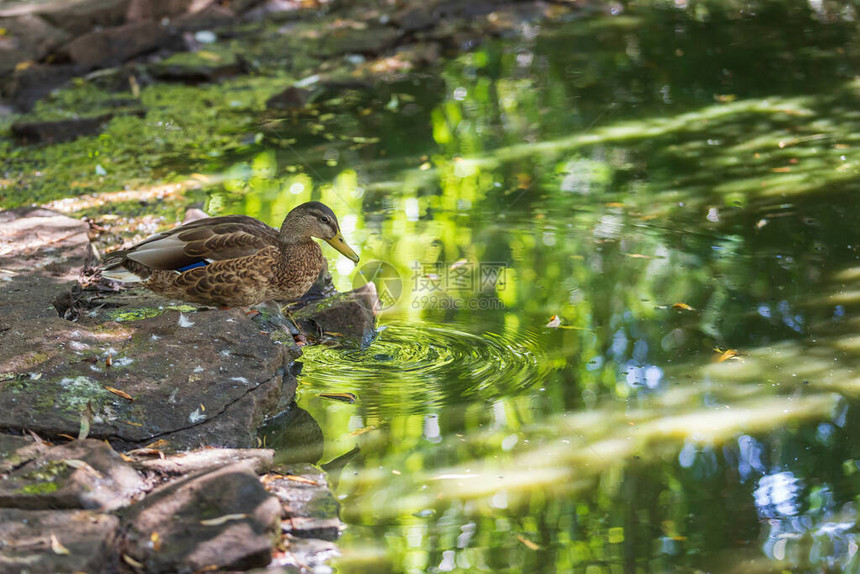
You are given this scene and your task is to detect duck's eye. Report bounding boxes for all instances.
[319,215,330,224]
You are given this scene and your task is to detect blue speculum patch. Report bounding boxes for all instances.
[176,260,208,272]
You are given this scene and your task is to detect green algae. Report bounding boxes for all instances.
[16,460,71,495]
[106,304,196,322]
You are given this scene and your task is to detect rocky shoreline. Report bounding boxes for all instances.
[0,207,376,572]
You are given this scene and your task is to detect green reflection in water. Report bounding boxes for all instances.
[221,3,860,572]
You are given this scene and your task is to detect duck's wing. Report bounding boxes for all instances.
[103,215,279,273]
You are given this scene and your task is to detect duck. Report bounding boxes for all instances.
[99,201,359,308]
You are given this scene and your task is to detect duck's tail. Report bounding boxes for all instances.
[99,252,150,283]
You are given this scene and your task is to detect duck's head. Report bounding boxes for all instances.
[281,201,360,263]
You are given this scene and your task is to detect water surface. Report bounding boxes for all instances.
[239,3,860,572]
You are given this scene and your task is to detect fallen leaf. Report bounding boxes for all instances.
[126,448,165,458]
[351,425,376,436]
[671,303,695,311]
[717,348,740,362]
[319,392,357,404]
[200,513,248,526]
[283,475,320,486]
[144,439,169,450]
[122,554,144,568]
[51,533,70,555]
[517,534,540,550]
[150,532,161,552]
[546,315,562,328]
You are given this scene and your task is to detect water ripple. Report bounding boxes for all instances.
[299,321,550,414]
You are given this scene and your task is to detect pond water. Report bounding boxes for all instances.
[9,0,860,571]
[247,3,860,573]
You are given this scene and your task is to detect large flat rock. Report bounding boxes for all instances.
[0,306,298,449]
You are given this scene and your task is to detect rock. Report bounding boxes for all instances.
[126,0,194,23]
[0,306,299,449]
[30,0,132,37]
[150,50,244,83]
[293,282,378,347]
[265,85,313,110]
[271,537,340,572]
[11,109,145,144]
[132,447,274,475]
[4,63,85,112]
[62,20,178,68]
[120,462,282,572]
[321,25,401,57]
[0,439,145,511]
[172,3,237,31]
[0,433,49,473]
[0,15,71,77]
[267,463,342,541]
[0,207,90,280]
[258,403,325,466]
[0,508,119,573]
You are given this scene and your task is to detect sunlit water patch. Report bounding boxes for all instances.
[297,321,550,415]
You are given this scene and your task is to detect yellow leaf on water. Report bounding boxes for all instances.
[718,349,739,362]
[671,303,695,311]
[516,534,540,550]
[319,392,357,404]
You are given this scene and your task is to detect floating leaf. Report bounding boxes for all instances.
[319,392,357,404]
[546,315,562,328]
[671,303,695,311]
[351,425,376,436]
[200,513,248,526]
[717,348,740,362]
[516,535,540,550]
[50,533,70,555]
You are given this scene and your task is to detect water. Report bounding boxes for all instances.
[186,2,860,572]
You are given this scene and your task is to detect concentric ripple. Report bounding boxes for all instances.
[298,321,550,414]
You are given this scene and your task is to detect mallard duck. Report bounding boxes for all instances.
[100,201,359,308]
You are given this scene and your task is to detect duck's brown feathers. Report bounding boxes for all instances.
[102,214,325,307]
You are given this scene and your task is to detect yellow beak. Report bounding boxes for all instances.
[325,234,360,263]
